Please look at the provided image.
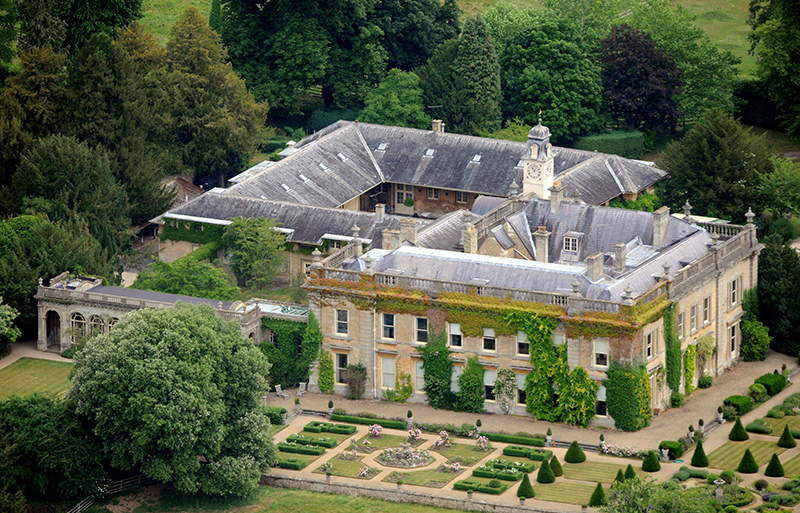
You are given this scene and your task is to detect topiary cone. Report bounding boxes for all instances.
[777,425,797,448]
[729,417,749,441]
[537,457,556,483]
[550,455,563,477]
[624,464,637,480]
[764,453,784,477]
[565,440,587,463]
[517,473,535,498]
[642,450,661,472]
[691,439,709,468]
[589,482,606,507]
[737,448,759,473]
[613,469,625,484]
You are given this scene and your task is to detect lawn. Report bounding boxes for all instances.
[533,481,604,505]
[763,415,800,435]
[279,451,325,468]
[382,468,466,488]
[782,453,800,476]
[355,434,412,451]
[430,442,495,466]
[0,357,73,400]
[562,460,640,483]
[315,454,380,479]
[140,0,212,47]
[707,439,787,470]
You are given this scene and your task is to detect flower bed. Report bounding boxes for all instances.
[376,447,435,468]
[599,444,649,459]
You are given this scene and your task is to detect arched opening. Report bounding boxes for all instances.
[70,313,86,346]
[46,311,61,349]
[89,316,104,337]
[264,328,275,344]
[108,317,118,331]
[248,332,256,345]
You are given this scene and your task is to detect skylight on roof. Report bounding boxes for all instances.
[281,183,291,191]
[377,142,388,151]
[515,159,524,168]
[299,174,308,182]
[337,152,348,161]
[319,163,328,171]
[472,154,482,163]
[425,148,435,157]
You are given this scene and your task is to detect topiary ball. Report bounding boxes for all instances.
[565,441,586,463]
[642,451,661,472]
[589,482,606,507]
[737,448,759,473]
[691,439,709,468]
[764,453,784,477]
[728,417,749,441]
[537,458,555,484]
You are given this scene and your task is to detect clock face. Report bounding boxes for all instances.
[526,163,540,180]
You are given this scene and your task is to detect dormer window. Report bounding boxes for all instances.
[564,236,579,252]
[472,154,481,163]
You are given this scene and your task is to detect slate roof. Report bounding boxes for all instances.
[87,285,238,310]
[158,191,432,246]
[226,121,667,207]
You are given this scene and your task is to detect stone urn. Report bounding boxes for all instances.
[326,473,332,483]
[717,412,724,424]
[581,506,588,513]
[545,434,552,445]
[520,498,526,506]
[467,491,473,501]
[397,482,403,491]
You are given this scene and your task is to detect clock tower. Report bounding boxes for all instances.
[522,118,554,199]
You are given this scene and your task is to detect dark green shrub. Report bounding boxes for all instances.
[478,481,508,495]
[624,464,637,480]
[484,433,545,446]
[729,418,750,441]
[746,419,774,435]
[764,453,784,477]
[672,470,690,481]
[550,455,563,477]
[494,470,523,481]
[691,439,708,467]
[721,405,739,422]
[453,480,481,492]
[342,362,368,399]
[659,440,684,460]
[605,360,652,431]
[503,446,529,458]
[749,383,768,402]
[755,373,787,396]
[472,468,497,479]
[277,442,299,453]
[565,441,586,463]
[777,424,797,448]
[671,391,685,408]
[263,405,287,425]
[526,448,554,461]
[297,445,326,455]
[698,376,713,388]
[614,469,625,484]
[589,482,607,507]
[278,458,308,470]
[724,395,753,416]
[330,414,406,430]
[741,320,771,362]
[684,466,708,478]
[537,458,555,483]
[573,130,644,159]
[720,469,739,484]
[767,406,785,419]
[737,448,759,473]
[642,451,661,472]
[517,473,535,498]
[456,356,485,413]
[329,424,357,435]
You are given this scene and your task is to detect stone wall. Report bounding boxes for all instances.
[259,474,560,513]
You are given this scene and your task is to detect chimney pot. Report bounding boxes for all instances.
[653,206,670,248]
[614,242,626,272]
[586,252,604,281]
[375,203,385,223]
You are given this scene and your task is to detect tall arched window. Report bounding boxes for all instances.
[89,316,104,336]
[70,313,86,344]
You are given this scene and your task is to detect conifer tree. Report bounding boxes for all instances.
[624,463,637,480]
[729,417,750,441]
[777,424,797,448]
[738,448,758,473]
[550,455,563,477]
[209,0,222,32]
[565,441,587,463]
[691,439,708,467]
[589,482,606,507]
[517,472,535,498]
[537,457,555,483]
[613,469,625,484]
[641,451,661,472]
[764,453,784,477]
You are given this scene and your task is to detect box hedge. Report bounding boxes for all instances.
[572,130,644,159]
[659,441,684,460]
[304,421,357,435]
[527,448,554,461]
[478,480,508,495]
[330,414,406,430]
[277,442,300,453]
[502,446,530,458]
[472,468,497,479]
[278,458,308,470]
[494,469,523,481]
[483,432,545,446]
[729,417,750,441]
[746,419,774,435]
[286,434,338,448]
[297,445,326,455]
[724,395,753,416]
[755,373,787,396]
[737,448,759,473]
[565,441,586,463]
[453,480,482,492]
[329,424,357,435]
[764,453,785,477]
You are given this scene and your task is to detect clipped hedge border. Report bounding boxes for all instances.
[746,420,774,435]
[286,434,338,448]
[755,373,786,397]
[303,421,357,435]
[453,480,482,492]
[331,414,406,430]
[478,481,509,495]
[659,440,684,460]
[483,432,545,446]
[502,445,553,462]
[724,395,753,416]
[278,458,308,470]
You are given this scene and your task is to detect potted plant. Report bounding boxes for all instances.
[326,470,333,483]
[581,504,588,513]
[406,410,414,428]
[404,197,415,207]
[687,425,694,439]
[546,428,553,445]
[467,490,473,500]
[328,400,334,416]
[698,418,704,434]
[599,433,605,449]
[295,397,301,411]
[717,406,724,424]
[396,480,404,491]
[475,418,482,435]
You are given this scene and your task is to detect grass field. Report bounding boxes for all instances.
[782,453,800,476]
[382,467,467,488]
[533,481,604,505]
[562,460,640,483]
[140,0,211,46]
[707,439,787,470]
[314,454,378,479]
[431,442,495,466]
[0,357,73,400]
[763,415,800,435]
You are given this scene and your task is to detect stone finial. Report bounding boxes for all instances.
[508,180,520,198]
[218,301,223,310]
[710,232,720,246]
[571,278,582,296]
[351,223,360,239]
[310,248,323,270]
[364,255,374,274]
[662,261,671,280]
[622,284,636,306]
[682,200,693,218]
[38,278,43,287]
[745,207,755,226]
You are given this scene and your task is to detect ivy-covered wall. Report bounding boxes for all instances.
[604,360,652,431]
[161,221,225,245]
[260,312,320,390]
[664,303,681,392]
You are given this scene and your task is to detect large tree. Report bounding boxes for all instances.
[157,8,267,188]
[600,24,684,135]
[542,0,625,44]
[53,0,142,50]
[658,109,773,221]
[748,0,800,137]
[221,217,287,295]
[761,157,800,216]
[132,259,238,300]
[0,297,20,355]
[757,235,800,357]
[603,476,715,513]
[69,303,279,497]
[0,0,18,84]
[12,135,131,254]
[499,19,605,143]
[17,0,66,51]
[626,0,740,122]
[359,69,431,128]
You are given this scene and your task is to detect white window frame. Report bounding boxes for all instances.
[382,313,395,340]
[335,353,348,384]
[329,240,343,250]
[677,311,685,340]
[451,365,463,392]
[517,331,529,356]
[415,317,428,344]
[484,369,496,401]
[730,322,739,354]
[593,338,609,368]
[516,373,527,405]
[449,323,462,347]
[415,360,424,392]
[564,236,578,252]
[729,276,742,309]
[427,187,439,200]
[483,328,496,352]
[645,331,654,360]
[690,304,697,333]
[703,296,711,324]
[336,309,349,335]
[382,357,396,389]
[456,191,468,204]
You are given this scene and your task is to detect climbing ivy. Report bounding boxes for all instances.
[506,310,597,427]
[318,349,334,393]
[456,356,485,413]
[161,221,224,244]
[260,311,322,390]
[420,328,454,410]
[684,345,696,394]
[604,359,652,431]
[664,303,681,392]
